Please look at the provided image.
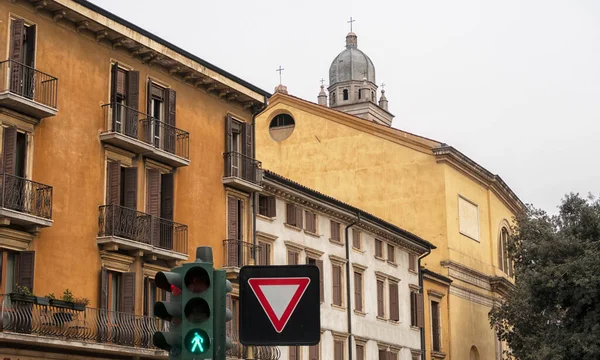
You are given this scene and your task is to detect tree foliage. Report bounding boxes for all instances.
[489,193,600,360]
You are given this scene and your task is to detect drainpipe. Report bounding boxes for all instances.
[345,212,360,360]
[250,96,268,261]
[419,247,432,360]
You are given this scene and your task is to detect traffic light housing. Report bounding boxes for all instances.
[213,269,233,359]
[153,269,183,359]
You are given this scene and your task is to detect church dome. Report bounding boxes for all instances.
[329,32,376,85]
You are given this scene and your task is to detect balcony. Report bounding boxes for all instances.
[97,205,188,261]
[0,60,58,119]
[227,329,280,360]
[222,151,263,193]
[0,294,167,358]
[0,174,53,229]
[223,239,262,279]
[100,103,190,167]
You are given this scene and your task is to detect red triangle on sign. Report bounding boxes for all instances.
[248,277,311,333]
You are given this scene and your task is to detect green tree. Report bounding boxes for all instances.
[489,193,600,360]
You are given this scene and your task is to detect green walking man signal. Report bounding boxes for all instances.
[191,332,204,352]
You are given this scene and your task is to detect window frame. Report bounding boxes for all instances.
[430,298,442,353]
[375,239,384,259]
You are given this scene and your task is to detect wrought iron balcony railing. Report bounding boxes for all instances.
[0,59,58,110]
[224,152,262,185]
[227,329,280,360]
[98,205,188,254]
[0,294,167,349]
[102,103,190,160]
[1,173,52,220]
[223,239,262,268]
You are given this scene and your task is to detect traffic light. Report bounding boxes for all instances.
[153,268,183,359]
[180,246,215,359]
[212,268,233,359]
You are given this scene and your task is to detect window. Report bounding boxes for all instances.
[308,344,319,360]
[334,339,344,360]
[226,196,244,266]
[330,91,336,105]
[305,210,317,233]
[2,126,29,180]
[147,82,176,153]
[458,196,480,241]
[287,250,299,265]
[9,18,37,98]
[358,89,361,99]
[352,229,361,249]
[307,257,324,302]
[410,289,424,328]
[379,348,398,360]
[377,278,385,317]
[409,253,417,272]
[378,349,387,360]
[375,239,383,258]
[258,195,276,217]
[343,89,349,100]
[356,344,365,360]
[146,168,175,249]
[498,227,513,277]
[0,250,34,294]
[268,114,295,141]
[100,267,135,314]
[354,271,363,312]
[387,244,395,263]
[289,345,300,360]
[389,281,399,321]
[431,300,441,352]
[330,220,341,242]
[109,63,140,136]
[105,161,138,209]
[285,203,303,228]
[258,241,272,265]
[332,264,343,306]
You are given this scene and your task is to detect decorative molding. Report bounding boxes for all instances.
[145,158,173,174]
[304,246,324,258]
[449,284,495,307]
[489,276,515,298]
[374,270,400,283]
[104,145,135,166]
[76,20,89,33]
[0,108,38,131]
[142,263,170,278]
[329,254,347,264]
[95,29,109,42]
[352,262,368,272]
[255,231,278,242]
[0,228,34,251]
[52,9,67,22]
[427,289,446,299]
[100,251,134,273]
[409,283,421,291]
[441,260,491,291]
[283,240,304,253]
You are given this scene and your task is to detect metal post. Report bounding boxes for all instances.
[246,257,255,360]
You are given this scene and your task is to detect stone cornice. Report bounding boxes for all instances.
[100,251,134,272]
[442,260,515,298]
[255,231,278,242]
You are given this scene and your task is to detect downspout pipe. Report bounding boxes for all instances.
[250,95,269,262]
[419,247,432,360]
[345,212,361,360]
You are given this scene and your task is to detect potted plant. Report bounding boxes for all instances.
[72,296,90,311]
[48,289,74,309]
[9,285,36,304]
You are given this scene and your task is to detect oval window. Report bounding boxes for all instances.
[269,113,295,141]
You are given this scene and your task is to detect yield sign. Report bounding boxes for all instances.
[248,277,310,333]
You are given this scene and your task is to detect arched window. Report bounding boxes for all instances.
[268,113,295,141]
[343,89,349,100]
[470,346,480,360]
[498,227,513,277]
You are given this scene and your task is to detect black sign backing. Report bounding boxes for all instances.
[239,265,320,346]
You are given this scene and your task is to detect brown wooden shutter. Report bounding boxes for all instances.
[305,210,312,232]
[267,196,276,217]
[264,242,271,265]
[289,346,297,360]
[286,203,296,226]
[163,88,176,153]
[3,126,17,175]
[332,265,341,306]
[331,221,339,241]
[119,272,136,314]
[409,253,417,272]
[416,292,425,328]
[122,167,137,209]
[316,260,324,302]
[354,272,362,312]
[100,267,108,309]
[160,173,174,220]
[377,280,384,317]
[375,240,383,257]
[352,229,360,248]
[356,345,364,360]
[287,250,297,265]
[389,282,399,321]
[379,349,387,360]
[17,251,35,292]
[387,244,394,262]
[334,340,343,360]
[309,344,319,360]
[9,19,25,93]
[295,207,303,229]
[125,70,140,137]
[243,122,253,158]
[110,63,118,106]
[227,196,239,266]
[107,161,121,205]
[146,169,161,216]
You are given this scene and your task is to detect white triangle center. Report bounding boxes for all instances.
[259,284,299,320]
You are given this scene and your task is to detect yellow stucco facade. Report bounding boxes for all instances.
[0,1,267,358]
[256,93,521,360]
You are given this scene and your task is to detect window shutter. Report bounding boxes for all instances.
[309,344,319,360]
[352,229,360,248]
[9,19,25,93]
[17,251,35,292]
[305,210,312,232]
[122,167,137,209]
[356,345,364,360]
[387,244,394,262]
[120,272,136,314]
[225,114,234,174]
[409,253,417,272]
[379,349,387,360]
[332,265,341,306]
[289,346,297,360]
[160,173,174,220]
[334,341,343,360]
[389,282,399,321]
[227,197,239,266]
[100,267,108,310]
[146,79,152,114]
[163,88,176,153]
[286,203,295,226]
[416,292,425,328]
[287,251,297,265]
[375,240,383,257]
[295,207,303,229]
[354,272,362,312]
[106,161,121,205]
[243,122,253,158]
[125,70,140,138]
[377,280,384,317]
[267,196,276,217]
[265,242,271,265]
[146,169,161,216]
[316,260,324,302]
[331,220,339,241]
[110,63,118,108]
[3,126,17,175]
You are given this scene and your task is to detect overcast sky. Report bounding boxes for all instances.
[90,0,600,214]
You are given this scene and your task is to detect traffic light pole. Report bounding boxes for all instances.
[245,258,256,360]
